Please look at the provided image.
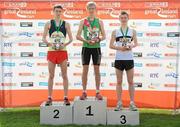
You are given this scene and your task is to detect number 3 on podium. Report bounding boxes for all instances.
[120,115,126,124]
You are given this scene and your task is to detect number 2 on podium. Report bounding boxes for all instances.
[53,109,60,118]
[86,106,94,116]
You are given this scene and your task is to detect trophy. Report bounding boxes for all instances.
[88,27,99,43]
[121,37,131,49]
[50,32,65,50]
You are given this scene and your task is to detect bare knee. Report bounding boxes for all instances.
[62,73,68,80]
[83,66,89,75]
[117,80,122,86]
[128,80,134,86]
[49,73,54,79]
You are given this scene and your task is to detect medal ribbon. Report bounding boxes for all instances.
[53,20,63,33]
[120,27,129,38]
[88,17,96,28]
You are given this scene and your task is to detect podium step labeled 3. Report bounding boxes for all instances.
[40,102,73,125]
[73,96,107,125]
[107,109,139,125]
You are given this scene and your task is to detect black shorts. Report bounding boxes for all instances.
[81,47,101,65]
[114,60,134,71]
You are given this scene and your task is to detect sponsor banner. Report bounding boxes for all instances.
[0,1,179,19]
[0,0,180,108]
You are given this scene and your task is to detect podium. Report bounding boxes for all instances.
[40,102,73,125]
[40,97,140,125]
[73,96,107,125]
[107,109,139,125]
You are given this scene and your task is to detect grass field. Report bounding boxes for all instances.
[0,108,180,127]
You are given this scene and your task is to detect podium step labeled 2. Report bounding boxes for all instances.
[40,102,73,125]
[107,109,139,125]
[73,96,107,125]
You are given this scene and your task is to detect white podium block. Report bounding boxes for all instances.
[107,109,139,125]
[40,102,73,125]
[73,96,107,125]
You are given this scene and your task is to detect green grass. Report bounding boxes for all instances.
[0,108,180,127]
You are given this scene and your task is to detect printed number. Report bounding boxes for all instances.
[86,106,94,116]
[53,109,60,118]
[120,115,126,124]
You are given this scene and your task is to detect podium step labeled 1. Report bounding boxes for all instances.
[107,109,139,125]
[73,96,107,125]
[40,102,73,125]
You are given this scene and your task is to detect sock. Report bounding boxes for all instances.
[64,96,67,99]
[118,100,122,104]
[96,90,100,93]
[83,90,87,93]
[48,96,52,99]
[130,101,134,104]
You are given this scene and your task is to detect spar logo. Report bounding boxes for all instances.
[1,53,15,57]
[0,22,16,26]
[146,32,163,37]
[145,8,178,18]
[146,63,162,67]
[165,22,179,26]
[18,42,34,46]
[1,83,16,86]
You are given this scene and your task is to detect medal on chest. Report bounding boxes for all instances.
[50,20,65,50]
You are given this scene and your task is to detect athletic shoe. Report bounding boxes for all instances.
[64,97,70,106]
[95,92,103,100]
[114,101,123,111]
[80,92,87,100]
[45,98,52,106]
[129,102,138,111]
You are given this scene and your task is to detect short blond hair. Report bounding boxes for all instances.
[86,1,96,9]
